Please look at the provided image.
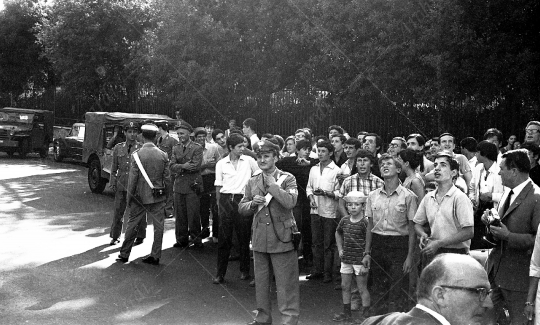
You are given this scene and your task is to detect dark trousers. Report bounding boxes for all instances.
[119,200,165,259]
[216,194,252,277]
[489,279,528,325]
[174,192,201,244]
[110,190,145,240]
[200,174,218,235]
[310,214,337,276]
[371,233,412,312]
[293,200,312,264]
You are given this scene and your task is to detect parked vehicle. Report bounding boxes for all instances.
[0,107,53,158]
[83,112,172,193]
[53,123,85,162]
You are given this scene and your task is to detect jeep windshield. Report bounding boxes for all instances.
[0,112,34,124]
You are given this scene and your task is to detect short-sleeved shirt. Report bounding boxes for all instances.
[339,173,384,197]
[214,155,259,194]
[365,185,418,236]
[413,185,474,249]
[337,216,368,265]
[306,161,341,218]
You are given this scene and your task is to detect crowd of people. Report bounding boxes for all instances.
[107,116,540,325]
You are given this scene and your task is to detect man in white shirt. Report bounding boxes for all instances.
[361,254,493,325]
[469,141,504,249]
[242,117,260,148]
[306,140,341,283]
[212,134,259,284]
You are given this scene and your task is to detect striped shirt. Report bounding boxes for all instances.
[337,216,368,265]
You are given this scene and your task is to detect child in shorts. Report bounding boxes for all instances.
[333,191,371,323]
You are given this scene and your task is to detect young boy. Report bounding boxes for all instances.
[333,191,371,322]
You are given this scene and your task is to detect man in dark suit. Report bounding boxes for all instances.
[116,123,171,265]
[155,120,178,219]
[239,139,300,325]
[484,149,540,324]
[170,121,204,248]
[361,254,493,325]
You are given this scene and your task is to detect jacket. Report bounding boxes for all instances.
[170,140,203,194]
[126,142,171,205]
[238,168,298,253]
[110,141,142,192]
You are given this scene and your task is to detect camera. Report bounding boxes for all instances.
[482,209,501,247]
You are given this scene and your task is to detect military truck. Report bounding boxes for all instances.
[0,107,53,158]
[83,112,173,193]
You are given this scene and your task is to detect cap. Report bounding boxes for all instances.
[193,127,207,137]
[154,120,169,128]
[123,120,140,131]
[141,123,159,133]
[174,121,193,132]
[253,139,280,154]
[343,191,367,203]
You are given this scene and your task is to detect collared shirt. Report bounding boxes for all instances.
[469,155,478,168]
[306,161,341,218]
[339,173,384,197]
[214,154,259,194]
[415,304,451,325]
[340,159,357,178]
[250,134,260,148]
[201,142,221,175]
[413,185,474,249]
[365,184,418,236]
[470,162,504,206]
[530,225,540,278]
[502,178,531,206]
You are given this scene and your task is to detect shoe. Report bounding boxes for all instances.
[249,279,256,287]
[240,272,251,280]
[141,256,159,265]
[333,312,352,322]
[173,242,188,248]
[228,254,240,261]
[134,238,144,246]
[323,274,333,283]
[191,242,204,249]
[306,273,323,280]
[116,256,128,263]
[246,320,272,325]
[110,238,120,246]
[213,275,225,284]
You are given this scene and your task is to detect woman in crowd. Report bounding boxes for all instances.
[282,136,297,157]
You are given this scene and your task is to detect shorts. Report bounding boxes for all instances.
[340,262,369,276]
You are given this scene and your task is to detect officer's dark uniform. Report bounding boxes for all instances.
[109,121,145,245]
[170,121,204,247]
[155,120,179,218]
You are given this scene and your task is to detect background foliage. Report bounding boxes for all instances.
[0,0,539,141]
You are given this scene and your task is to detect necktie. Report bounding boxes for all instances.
[128,144,132,154]
[501,189,514,216]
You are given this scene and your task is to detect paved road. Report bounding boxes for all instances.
[0,154,343,325]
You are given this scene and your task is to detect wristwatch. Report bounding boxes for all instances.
[525,302,534,306]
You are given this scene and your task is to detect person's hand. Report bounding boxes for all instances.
[309,199,317,209]
[479,192,492,202]
[419,234,429,249]
[263,173,276,187]
[481,210,491,225]
[421,238,441,256]
[338,249,344,258]
[524,304,535,323]
[337,174,347,182]
[362,255,371,269]
[490,223,510,240]
[403,255,413,274]
[296,157,310,166]
[252,195,266,206]
[110,184,116,192]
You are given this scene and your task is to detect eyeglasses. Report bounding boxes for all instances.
[440,285,492,302]
[525,128,540,134]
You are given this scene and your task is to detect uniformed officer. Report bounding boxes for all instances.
[239,139,300,325]
[155,120,178,219]
[116,123,171,265]
[170,121,204,248]
[109,120,146,246]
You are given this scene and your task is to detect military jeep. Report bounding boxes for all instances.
[0,107,53,158]
[83,112,172,193]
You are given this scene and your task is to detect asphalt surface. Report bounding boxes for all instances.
[0,153,344,325]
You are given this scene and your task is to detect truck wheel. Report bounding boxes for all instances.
[53,144,64,162]
[18,139,30,158]
[88,158,107,193]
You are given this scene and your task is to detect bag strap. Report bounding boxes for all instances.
[133,152,155,189]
